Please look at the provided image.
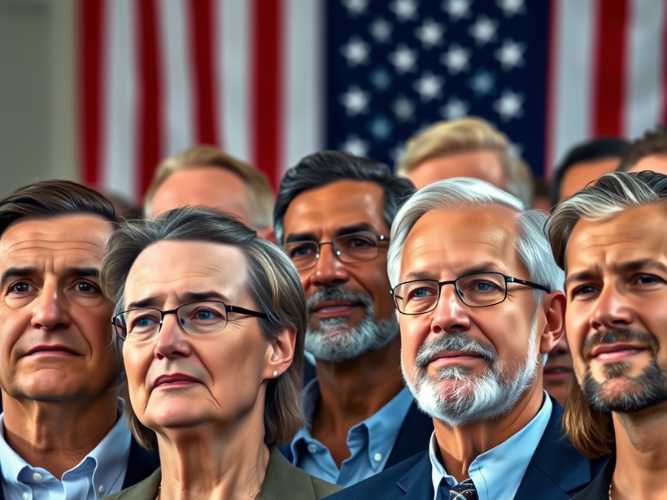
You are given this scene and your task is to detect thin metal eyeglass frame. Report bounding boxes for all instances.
[283,231,389,271]
[111,300,269,340]
[391,272,551,315]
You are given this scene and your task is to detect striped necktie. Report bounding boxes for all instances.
[448,479,478,500]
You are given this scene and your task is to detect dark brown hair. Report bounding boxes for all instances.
[0,180,115,236]
[618,125,667,172]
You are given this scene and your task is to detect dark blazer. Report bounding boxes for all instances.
[0,437,158,500]
[104,446,341,500]
[280,400,434,471]
[324,399,607,500]
[570,455,615,500]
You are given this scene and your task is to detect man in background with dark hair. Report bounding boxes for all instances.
[548,171,667,499]
[551,137,629,205]
[617,125,667,175]
[274,151,432,486]
[0,181,158,500]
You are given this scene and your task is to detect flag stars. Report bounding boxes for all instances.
[495,39,525,70]
[441,43,471,74]
[440,96,469,120]
[341,36,371,67]
[468,69,496,97]
[368,115,393,141]
[413,71,444,102]
[342,0,369,16]
[340,85,371,116]
[390,0,419,22]
[441,0,471,22]
[497,0,526,17]
[468,15,498,46]
[392,96,415,122]
[369,67,392,91]
[494,89,524,121]
[341,135,370,157]
[370,18,393,44]
[414,18,445,49]
[389,44,419,74]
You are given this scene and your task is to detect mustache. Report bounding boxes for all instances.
[582,328,659,359]
[415,333,497,369]
[307,287,374,312]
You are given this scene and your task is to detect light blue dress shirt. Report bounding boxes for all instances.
[289,378,414,487]
[0,399,132,500]
[429,392,553,500]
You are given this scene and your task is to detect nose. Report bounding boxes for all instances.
[589,282,634,332]
[310,242,350,288]
[430,284,471,335]
[31,283,70,330]
[154,313,192,360]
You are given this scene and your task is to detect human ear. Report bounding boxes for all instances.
[264,326,297,379]
[538,291,566,355]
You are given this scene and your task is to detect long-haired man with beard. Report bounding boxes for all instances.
[328,178,605,500]
[274,151,433,486]
[548,171,667,500]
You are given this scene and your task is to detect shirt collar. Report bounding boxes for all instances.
[429,391,553,500]
[291,378,414,471]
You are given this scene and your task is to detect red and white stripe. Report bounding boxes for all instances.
[547,0,667,176]
[79,0,323,202]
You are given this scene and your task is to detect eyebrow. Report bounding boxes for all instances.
[0,266,99,288]
[284,223,379,244]
[401,262,503,282]
[565,259,667,287]
[127,291,230,310]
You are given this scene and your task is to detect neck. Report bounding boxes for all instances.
[610,402,667,500]
[1,388,120,479]
[433,382,544,483]
[157,400,270,500]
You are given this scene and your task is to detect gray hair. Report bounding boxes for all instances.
[100,207,305,448]
[388,178,564,297]
[548,171,667,269]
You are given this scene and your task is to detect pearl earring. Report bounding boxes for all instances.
[273,371,278,377]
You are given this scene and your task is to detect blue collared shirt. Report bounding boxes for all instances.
[429,392,553,500]
[289,378,414,487]
[0,399,132,500]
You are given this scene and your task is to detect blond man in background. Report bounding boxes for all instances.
[396,117,533,207]
[144,146,276,241]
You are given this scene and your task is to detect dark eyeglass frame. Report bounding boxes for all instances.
[111,300,268,341]
[391,272,551,315]
[283,231,389,271]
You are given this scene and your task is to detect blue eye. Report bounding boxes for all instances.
[196,310,213,320]
[413,288,429,297]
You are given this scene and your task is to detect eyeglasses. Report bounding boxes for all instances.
[391,272,551,315]
[283,231,389,271]
[112,300,268,342]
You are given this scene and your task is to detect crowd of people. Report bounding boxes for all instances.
[0,117,666,500]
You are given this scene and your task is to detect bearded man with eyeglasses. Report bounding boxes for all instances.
[328,178,606,500]
[274,151,435,487]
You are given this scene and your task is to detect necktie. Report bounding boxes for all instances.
[448,479,478,500]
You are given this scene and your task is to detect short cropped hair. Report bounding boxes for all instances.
[274,151,415,245]
[547,171,667,457]
[617,125,667,172]
[551,137,628,206]
[387,178,564,300]
[396,117,533,207]
[144,146,275,229]
[0,180,115,237]
[100,208,306,448]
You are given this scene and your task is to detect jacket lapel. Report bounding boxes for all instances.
[386,402,434,469]
[395,453,434,499]
[122,438,160,489]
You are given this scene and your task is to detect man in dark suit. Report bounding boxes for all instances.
[328,178,604,500]
[275,151,432,487]
[0,181,158,500]
[548,171,667,500]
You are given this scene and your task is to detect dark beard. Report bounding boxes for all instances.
[582,329,667,413]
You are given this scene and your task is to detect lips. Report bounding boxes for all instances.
[24,344,79,357]
[153,373,202,389]
[309,300,361,316]
[590,343,647,362]
[428,350,484,365]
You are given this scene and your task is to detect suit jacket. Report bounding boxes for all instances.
[0,437,158,500]
[280,400,434,471]
[104,446,341,500]
[570,455,615,500]
[324,400,607,500]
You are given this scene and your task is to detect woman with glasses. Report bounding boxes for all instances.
[100,208,340,500]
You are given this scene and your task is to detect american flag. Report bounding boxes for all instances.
[79,0,667,202]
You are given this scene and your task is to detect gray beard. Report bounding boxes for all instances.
[403,318,539,427]
[305,288,399,363]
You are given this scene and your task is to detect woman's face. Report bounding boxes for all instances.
[122,240,276,433]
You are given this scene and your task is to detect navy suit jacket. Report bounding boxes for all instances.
[570,455,615,500]
[324,399,607,500]
[0,437,159,500]
[280,400,434,472]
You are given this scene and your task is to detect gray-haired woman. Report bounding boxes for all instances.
[100,208,340,500]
